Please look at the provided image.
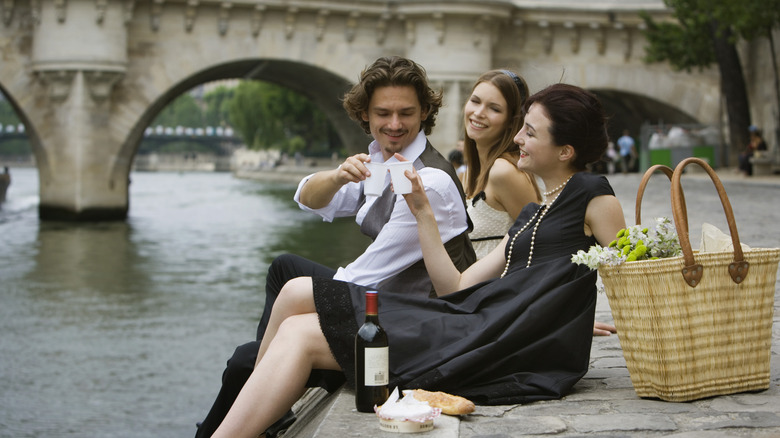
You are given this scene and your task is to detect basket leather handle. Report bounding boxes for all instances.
[635,164,687,232]
[671,157,748,287]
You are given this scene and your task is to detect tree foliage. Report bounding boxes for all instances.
[152,92,203,127]
[641,0,780,159]
[0,93,21,125]
[227,80,338,154]
[202,85,234,128]
[228,80,277,149]
[720,0,780,40]
[643,0,780,71]
[642,4,715,72]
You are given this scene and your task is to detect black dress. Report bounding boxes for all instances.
[313,172,614,405]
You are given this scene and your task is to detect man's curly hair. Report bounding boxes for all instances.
[342,56,442,135]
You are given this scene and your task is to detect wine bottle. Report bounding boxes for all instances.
[354,290,389,412]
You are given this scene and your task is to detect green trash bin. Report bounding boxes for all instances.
[644,145,716,170]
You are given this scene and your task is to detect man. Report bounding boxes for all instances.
[739,125,769,176]
[617,129,636,174]
[449,145,466,179]
[195,56,475,438]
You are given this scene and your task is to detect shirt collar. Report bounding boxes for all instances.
[368,130,427,164]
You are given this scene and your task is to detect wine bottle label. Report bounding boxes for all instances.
[363,346,389,386]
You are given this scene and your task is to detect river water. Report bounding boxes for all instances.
[0,168,369,438]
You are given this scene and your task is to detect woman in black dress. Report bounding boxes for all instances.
[211,84,626,438]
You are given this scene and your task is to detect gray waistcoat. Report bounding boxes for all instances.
[358,141,475,297]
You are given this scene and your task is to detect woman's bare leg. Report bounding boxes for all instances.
[255,276,317,367]
[212,313,340,438]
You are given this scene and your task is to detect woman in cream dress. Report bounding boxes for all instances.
[460,70,541,259]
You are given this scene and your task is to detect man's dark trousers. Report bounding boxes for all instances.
[194,254,338,438]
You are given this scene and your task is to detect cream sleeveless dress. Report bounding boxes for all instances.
[467,192,514,260]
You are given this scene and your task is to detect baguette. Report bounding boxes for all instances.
[408,389,475,415]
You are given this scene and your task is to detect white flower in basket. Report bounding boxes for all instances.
[571,217,681,270]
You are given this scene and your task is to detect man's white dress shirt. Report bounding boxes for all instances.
[294,130,468,289]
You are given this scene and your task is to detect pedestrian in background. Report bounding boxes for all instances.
[738,125,768,176]
[617,129,636,174]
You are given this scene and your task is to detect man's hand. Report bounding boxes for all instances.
[299,153,372,209]
[336,153,372,185]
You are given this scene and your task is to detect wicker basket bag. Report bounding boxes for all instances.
[599,157,780,402]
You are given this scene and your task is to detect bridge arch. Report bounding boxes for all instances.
[0,84,38,159]
[114,59,369,183]
[576,63,719,127]
[513,51,720,135]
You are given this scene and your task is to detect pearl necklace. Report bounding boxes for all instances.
[542,175,574,198]
[500,174,573,278]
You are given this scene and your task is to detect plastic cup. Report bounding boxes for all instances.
[363,162,387,196]
[387,161,414,195]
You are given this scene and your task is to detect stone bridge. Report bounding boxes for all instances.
[0,0,723,220]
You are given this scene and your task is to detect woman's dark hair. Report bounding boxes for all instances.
[342,56,442,135]
[523,83,609,171]
[462,69,538,198]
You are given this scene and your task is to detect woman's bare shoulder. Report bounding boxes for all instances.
[489,158,535,190]
[489,157,524,180]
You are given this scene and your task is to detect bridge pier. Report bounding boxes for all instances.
[37,70,130,221]
[31,0,129,221]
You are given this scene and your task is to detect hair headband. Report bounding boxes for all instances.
[500,69,528,103]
